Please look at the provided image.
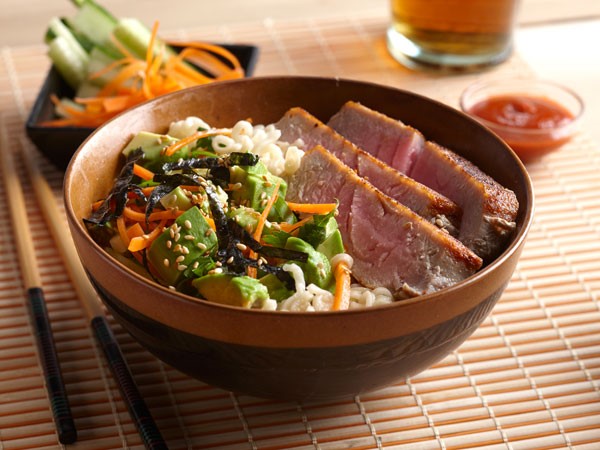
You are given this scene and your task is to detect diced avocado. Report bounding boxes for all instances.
[147,207,218,286]
[285,237,333,290]
[193,274,269,308]
[298,214,339,249]
[228,206,260,234]
[122,131,177,161]
[259,274,293,301]
[316,229,345,260]
[229,163,294,223]
[160,186,192,212]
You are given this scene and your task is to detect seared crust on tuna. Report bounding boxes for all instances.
[286,145,482,298]
[276,107,461,235]
[328,101,519,263]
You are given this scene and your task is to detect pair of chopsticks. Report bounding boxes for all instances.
[0,127,168,448]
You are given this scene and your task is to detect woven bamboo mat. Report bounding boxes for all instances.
[1,11,600,450]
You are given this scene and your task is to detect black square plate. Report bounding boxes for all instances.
[25,44,259,170]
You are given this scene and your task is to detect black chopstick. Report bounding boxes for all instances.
[20,139,168,450]
[0,136,77,444]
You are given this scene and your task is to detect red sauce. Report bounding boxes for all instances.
[467,94,576,161]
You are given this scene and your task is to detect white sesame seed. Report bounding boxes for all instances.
[204,229,212,237]
[235,243,247,251]
[227,256,234,264]
[177,264,188,271]
[196,242,207,251]
[181,247,189,255]
[215,261,222,267]
[169,228,175,238]
[163,259,170,267]
[184,234,195,241]
[166,240,172,249]
[184,220,192,229]
[174,233,181,242]
[192,261,199,269]
[176,255,185,263]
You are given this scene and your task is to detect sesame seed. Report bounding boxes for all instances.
[176,255,185,263]
[215,261,222,267]
[163,259,170,267]
[174,233,181,241]
[264,181,273,188]
[213,267,223,274]
[204,229,212,237]
[196,242,207,251]
[192,261,199,269]
[260,192,267,200]
[227,256,234,264]
[184,234,195,240]
[166,240,172,249]
[184,220,192,229]
[173,244,182,253]
[169,228,175,238]
[236,243,247,251]
[168,285,176,291]
[181,247,189,255]
[257,259,263,267]
[177,264,188,271]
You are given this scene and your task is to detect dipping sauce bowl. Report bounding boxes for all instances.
[460,78,583,162]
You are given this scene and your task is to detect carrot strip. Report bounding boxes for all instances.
[247,181,281,278]
[128,219,167,252]
[162,129,231,157]
[286,202,337,215]
[278,215,313,233]
[133,163,155,181]
[332,261,351,311]
[126,223,145,240]
[116,216,130,249]
[123,206,183,222]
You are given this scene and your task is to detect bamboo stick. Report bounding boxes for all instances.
[0,127,76,444]
[20,137,168,450]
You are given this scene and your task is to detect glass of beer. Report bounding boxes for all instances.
[387,0,521,71]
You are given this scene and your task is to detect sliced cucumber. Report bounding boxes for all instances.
[87,46,119,86]
[61,17,95,52]
[47,35,89,89]
[71,1,117,47]
[45,17,89,62]
[75,81,101,98]
[113,18,178,61]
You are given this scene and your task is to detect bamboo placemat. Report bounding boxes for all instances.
[1,11,600,450]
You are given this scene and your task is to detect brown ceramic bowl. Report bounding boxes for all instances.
[64,76,534,401]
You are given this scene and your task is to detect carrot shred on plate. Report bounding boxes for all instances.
[128,219,167,252]
[42,21,245,128]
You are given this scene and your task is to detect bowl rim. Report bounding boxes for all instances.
[63,75,535,342]
[459,77,585,136]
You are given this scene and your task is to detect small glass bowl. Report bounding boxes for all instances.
[460,78,584,162]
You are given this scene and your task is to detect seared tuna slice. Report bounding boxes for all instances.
[286,145,482,298]
[276,107,461,235]
[328,101,518,263]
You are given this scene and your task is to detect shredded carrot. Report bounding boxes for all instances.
[116,216,130,249]
[162,129,231,157]
[248,181,281,278]
[133,163,155,181]
[286,202,337,215]
[128,219,167,252]
[42,22,244,128]
[332,261,351,311]
[123,206,183,222]
[278,215,313,233]
[126,223,145,240]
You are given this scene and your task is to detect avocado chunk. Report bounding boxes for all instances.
[160,186,193,212]
[193,273,269,308]
[122,131,177,161]
[259,273,293,301]
[147,206,217,286]
[229,163,295,223]
[316,229,345,260]
[284,237,333,290]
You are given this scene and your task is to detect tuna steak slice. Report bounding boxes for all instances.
[286,145,482,298]
[276,107,461,235]
[328,101,519,263]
